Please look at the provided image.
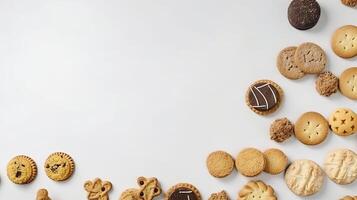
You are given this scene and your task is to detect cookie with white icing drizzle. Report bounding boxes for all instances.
[246,80,283,115]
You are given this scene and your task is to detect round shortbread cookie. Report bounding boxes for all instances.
[332,25,357,58]
[238,180,277,200]
[235,148,266,177]
[285,159,324,196]
[294,42,327,74]
[263,148,289,175]
[7,155,37,184]
[295,112,329,145]
[206,151,235,178]
[324,149,357,185]
[341,196,357,200]
[276,46,305,79]
[328,108,357,136]
[340,67,357,100]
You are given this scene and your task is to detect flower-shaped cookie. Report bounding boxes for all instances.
[84,178,112,200]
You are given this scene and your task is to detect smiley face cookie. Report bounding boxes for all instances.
[285,159,324,196]
[340,67,357,100]
[165,183,201,200]
[84,178,112,200]
[324,149,357,185]
[332,25,357,58]
[120,177,162,200]
[295,111,329,145]
[328,108,357,136]
[238,180,277,200]
[44,152,75,181]
[294,42,327,74]
[7,155,37,184]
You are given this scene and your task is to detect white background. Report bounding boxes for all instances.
[0,0,356,199]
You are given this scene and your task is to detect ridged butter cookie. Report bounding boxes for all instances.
[277,46,305,79]
[285,159,324,196]
[235,148,266,177]
[165,183,201,200]
[238,180,277,200]
[295,111,329,145]
[263,148,289,175]
[324,149,357,185]
[246,80,283,115]
[332,25,357,58]
[206,151,234,178]
[328,108,357,136]
[44,152,75,181]
[294,42,327,74]
[340,67,357,100]
[7,155,37,184]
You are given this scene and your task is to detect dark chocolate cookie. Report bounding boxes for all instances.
[246,80,283,115]
[166,183,201,200]
[288,0,321,30]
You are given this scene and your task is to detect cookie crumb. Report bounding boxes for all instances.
[270,118,294,142]
[341,0,357,7]
[315,71,339,97]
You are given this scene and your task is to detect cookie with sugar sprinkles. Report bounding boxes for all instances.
[246,80,283,115]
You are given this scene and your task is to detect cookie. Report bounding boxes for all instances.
[341,196,357,200]
[294,42,327,74]
[341,0,357,7]
[84,178,112,200]
[238,180,277,200]
[263,148,289,175]
[208,191,229,200]
[37,189,51,200]
[328,108,357,136]
[235,148,266,177]
[285,159,324,196]
[246,80,283,115]
[332,25,357,58]
[165,183,201,200]
[315,71,339,97]
[120,177,162,200]
[44,152,75,181]
[294,111,329,145]
[339,67,357,100]
[288,0,321,30]
[7,155,37,184]
[324,149,357,185]
[270,117,294,143]
[206,151,234,178]
[276,46,305,79]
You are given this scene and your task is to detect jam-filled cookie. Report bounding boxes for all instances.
[7,155,37,184]
[44,152,75,181]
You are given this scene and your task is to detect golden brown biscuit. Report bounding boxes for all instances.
[84,178,112,200]
[328,108,357,136]
[165,183,201,200]
[120,177,161,200]
[276,46,305,79]
[285,159,324,196]
[341,196,357,200]
[208,191,229,200]
[206,151,235,178]
[7,155,37,184]
[332,25,357,58]
[235,148,266,177]
[238,180,277,200]
[340,67,357,100]
[263,148,289,175]
[37,189,51,200]
[324,149,357,185]
[44,152,75,181]
[294,111,329,145]
[294,42,327,74]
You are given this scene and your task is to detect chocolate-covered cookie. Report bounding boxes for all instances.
[246,80,283,115]
[166,183,201,200]
[288,0,321,30]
